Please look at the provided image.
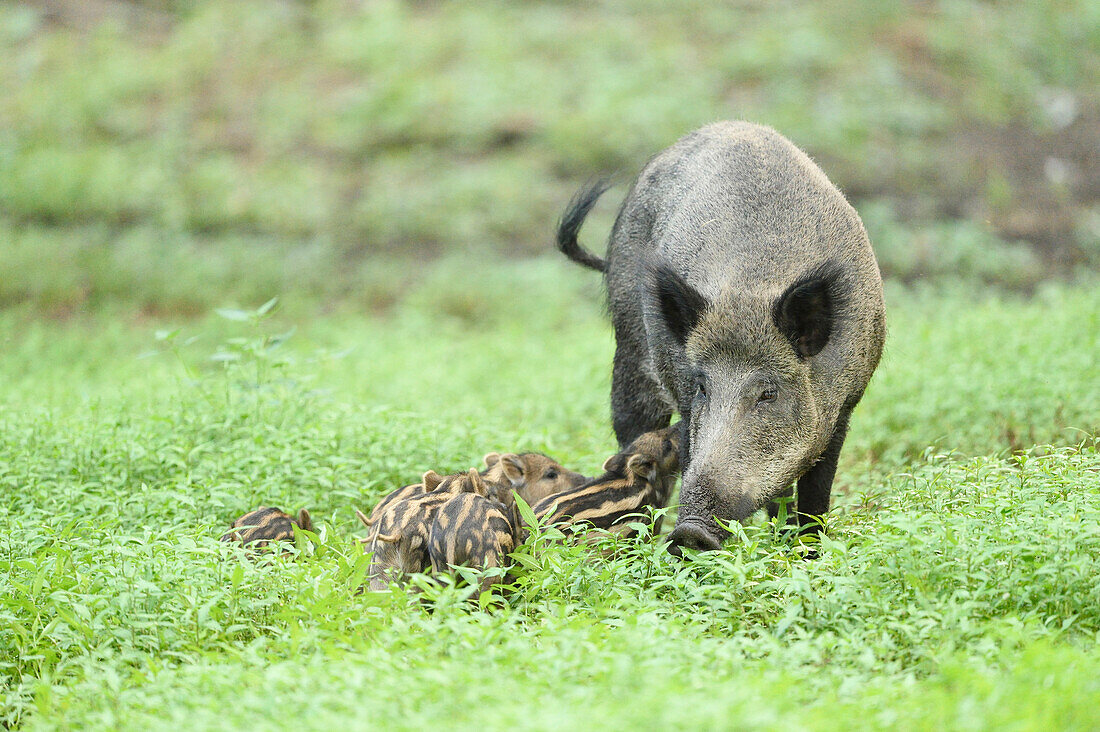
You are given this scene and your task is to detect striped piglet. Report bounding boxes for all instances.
[531,426,681,540]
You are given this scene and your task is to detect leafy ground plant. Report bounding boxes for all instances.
[1,269,1098,729]
[2,0,1098,315]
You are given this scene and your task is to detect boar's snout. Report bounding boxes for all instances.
[666,520,723,556]
[669,466,761,556]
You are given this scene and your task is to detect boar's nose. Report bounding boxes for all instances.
[666,522,722,557]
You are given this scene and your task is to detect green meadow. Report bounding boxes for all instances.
[2,1,1099,729]
[2,272,1098,729]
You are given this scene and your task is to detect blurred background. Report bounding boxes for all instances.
[1,0,1097,316]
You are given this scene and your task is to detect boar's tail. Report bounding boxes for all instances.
[557,178,612,273]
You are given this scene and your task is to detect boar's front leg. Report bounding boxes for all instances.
[794,408,852,536]
[610,337,672,448]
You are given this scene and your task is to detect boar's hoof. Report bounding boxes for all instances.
[667,522,722,556]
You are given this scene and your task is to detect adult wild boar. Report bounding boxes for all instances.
[557,121,885,554]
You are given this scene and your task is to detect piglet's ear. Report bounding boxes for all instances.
[296,509,313,532]
[482,452,501,469]
[467,468,489,497]
[422,470,444,491]
[602,453,627,475]
[626,454,655,481]
[773,266,839,359]
[499,454,525,487]
[650,265,709,346]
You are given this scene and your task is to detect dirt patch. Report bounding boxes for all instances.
[959,110,1099,266]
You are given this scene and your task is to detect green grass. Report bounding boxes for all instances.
[2,2,1099,725]
[2,265,1098,729]
[1,0,1098,315]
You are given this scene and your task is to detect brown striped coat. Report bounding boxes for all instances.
[358,468,496,591]
[360,469,446,530]
[220,507,312,549]
[361,453,586,533]
[428,492,523,593]
[531,426,681,540]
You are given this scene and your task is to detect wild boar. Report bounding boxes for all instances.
[557,121,886,553]
[481,451,589,504]
[359,468,496,591]
[531,426,680,540]
[220,506,312,549]
[359,469,446,529]
[361,453,585,530]
[427,491,524,593]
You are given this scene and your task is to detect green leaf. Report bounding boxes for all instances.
[514,493,537,531]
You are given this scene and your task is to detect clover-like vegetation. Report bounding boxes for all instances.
[1,0,1098,728]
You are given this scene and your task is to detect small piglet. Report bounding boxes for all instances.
[531,426,681,540]
[358,468,497,591]
[360,469,446,529]
[480,452,588,504]
[428,491,523,593]
[362,452,586,531]
[220,507,312,549]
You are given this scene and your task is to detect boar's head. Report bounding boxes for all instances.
[647,263,849,553]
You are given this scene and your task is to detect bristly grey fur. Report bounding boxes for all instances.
[556,121,886,552]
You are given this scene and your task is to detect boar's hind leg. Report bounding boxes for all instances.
[610,340,671,448]
[795,409,852,537]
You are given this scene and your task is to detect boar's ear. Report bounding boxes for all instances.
[499,454,526,486]
[650,265,708,346]
[482,452,501,469]
[773,266,839,359]
[296,509,313,532]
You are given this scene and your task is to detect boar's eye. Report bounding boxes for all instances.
[693,375,707,402]
[758,386,778,404]
[544,469,559,480]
